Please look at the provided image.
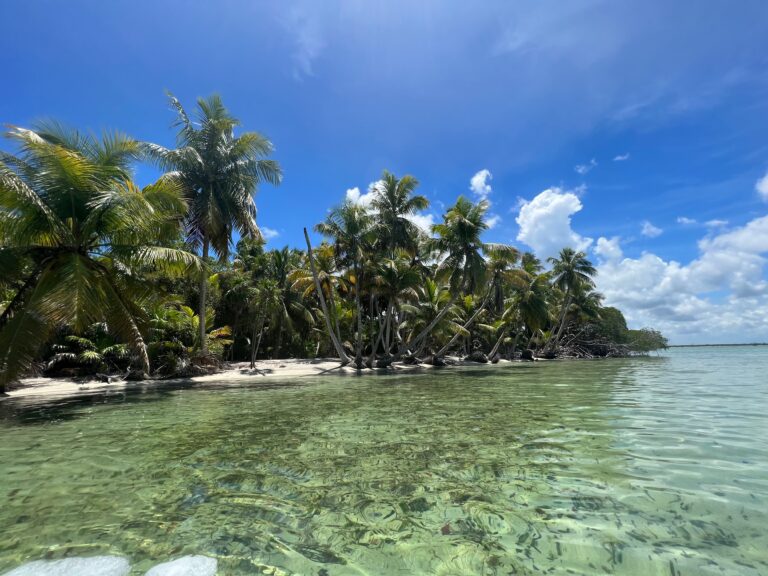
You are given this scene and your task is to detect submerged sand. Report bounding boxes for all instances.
[2,357,530,403]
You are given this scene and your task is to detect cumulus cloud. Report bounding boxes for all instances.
[594,236,622,262]
[574,158,597,175]
[261,227,280,240]
[407,212,436,233]
[677,216,697,225]
[486,214,502,229]
[345,181,380,208]
[613,153,630,161]
[596,215,768,343]
[755,171,768,202]
[641,220,663,238]
[470,169,493,201]
[346,180,436,234]
[515,187,593,259]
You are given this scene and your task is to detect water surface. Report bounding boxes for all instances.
[1,347,767,575]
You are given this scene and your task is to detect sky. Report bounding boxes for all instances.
[2,0,768,344]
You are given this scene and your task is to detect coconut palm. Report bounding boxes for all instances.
[369,252,422,357]
[316,201,374,367]
[143,93,282,353]
[411,197,517,357]
[545,247,597,351]
[0,124,197,392]
[371,170,429,257]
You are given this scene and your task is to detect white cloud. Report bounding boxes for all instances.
[346,180,436,234]
[486,214,502,229]
[705,219,728,228]
[574,158,597,175]
[594,236,622,262]
[596,215,768,343]
[515,187,593,259]
[407,212,436,233]
[345,181,381,208]
[470,169,493,201]
[641,220,663,238]
[677,216,697,225]
[755,171,768,202]
[613,153,630,162]
[284,6,324,80]
[261,227,280,241]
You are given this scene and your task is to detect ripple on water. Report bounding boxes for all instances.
[1,348,768,575]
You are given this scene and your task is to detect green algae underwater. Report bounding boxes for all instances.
[1,347,767,575]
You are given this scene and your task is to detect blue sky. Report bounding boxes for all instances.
[2,0,768,343]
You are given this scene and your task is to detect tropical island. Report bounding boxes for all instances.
[0,94,667,397]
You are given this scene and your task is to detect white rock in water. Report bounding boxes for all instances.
[144,556,217,576]
[3,556,130,576]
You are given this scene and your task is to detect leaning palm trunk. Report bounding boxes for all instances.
[303,228,350,364]
[353,262,364,368]
[488,327,509,359]
[250,313,265,369]
[546,292,572,352]
[435,289,492,358]
[404,292,459,354]
[198,238,210,355]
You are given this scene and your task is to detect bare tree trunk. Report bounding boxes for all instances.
[303,228,350,364]
[250,313,265,369]
[198,238,209,354]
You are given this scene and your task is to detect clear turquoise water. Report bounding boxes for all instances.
[1,347,767,575]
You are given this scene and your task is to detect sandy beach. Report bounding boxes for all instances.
[1,357,529,403]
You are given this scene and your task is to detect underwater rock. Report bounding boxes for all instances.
[3,556,130,576]
[144,556,217,576]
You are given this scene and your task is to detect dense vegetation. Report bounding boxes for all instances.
[0,95,666,392]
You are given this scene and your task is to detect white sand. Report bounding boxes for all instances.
[2,357,529,403]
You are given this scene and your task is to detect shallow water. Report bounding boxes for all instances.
[1,347,767,575]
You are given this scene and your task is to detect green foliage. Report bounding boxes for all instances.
[627,328,669,353]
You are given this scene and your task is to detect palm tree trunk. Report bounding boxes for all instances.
[489,327,508,358]
[405,292,459,353]
[354,262,364,368]
[435,289,492,358]
[250,313,265,369]
[547,291,572,351]
[303,228,350,364]
[198,237,209,354]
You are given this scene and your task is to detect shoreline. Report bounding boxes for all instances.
[1,357,536,403]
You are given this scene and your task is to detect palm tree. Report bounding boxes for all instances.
[143,93,282,354]
[371,170,429,257]
[369,252,422,358]
[294,235,350,363]
[0,124,197,392]
[262,247,314,358]
[316,201,374,367]
[545,247,597,351]
[403,278,463,356]
[411,197,517,358]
